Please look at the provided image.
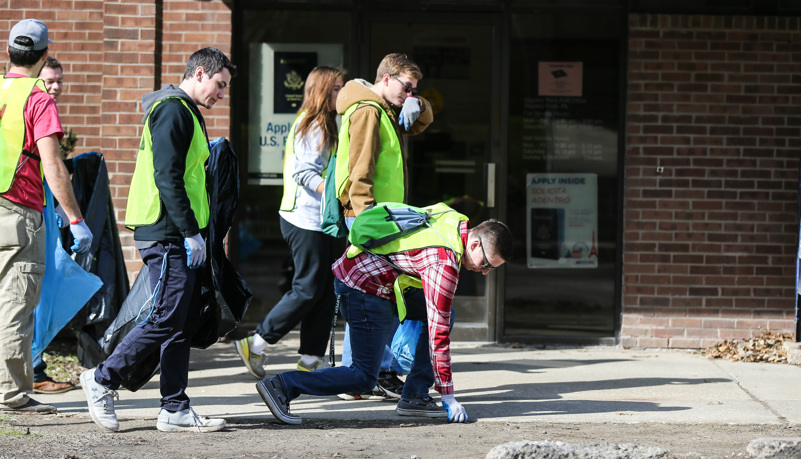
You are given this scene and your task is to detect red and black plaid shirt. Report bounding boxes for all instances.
[332,220,469,395]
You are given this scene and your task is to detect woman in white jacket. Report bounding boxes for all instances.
[236,66,346,376]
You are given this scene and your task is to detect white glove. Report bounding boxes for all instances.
[184,233,206,269]
[69,220,93,253]
[398,97,421,131]
[441,394,468,423]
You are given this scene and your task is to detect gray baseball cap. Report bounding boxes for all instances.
[8,19,52,51]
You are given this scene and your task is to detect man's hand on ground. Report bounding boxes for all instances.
[441,394,468,423]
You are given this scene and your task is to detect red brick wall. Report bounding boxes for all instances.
[6,5,798,348]
[2,0,106,152]
[623,14,801,348]
[161,1,233,140]
[102,0,160,274]
[2,0,233,279]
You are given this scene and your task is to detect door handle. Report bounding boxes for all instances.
[485,162,495,208]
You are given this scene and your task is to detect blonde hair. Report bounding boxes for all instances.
[296,66,347,152]
[374,53,423,83]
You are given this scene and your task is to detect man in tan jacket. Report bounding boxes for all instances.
[335,52,433,222]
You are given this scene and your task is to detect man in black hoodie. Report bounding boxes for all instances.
[80,48,236,433]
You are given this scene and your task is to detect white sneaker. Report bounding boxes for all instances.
[80,368,120,432]
[156,407,226,432]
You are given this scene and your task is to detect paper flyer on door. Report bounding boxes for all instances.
[247,43,343,185]
[526,173,598,268]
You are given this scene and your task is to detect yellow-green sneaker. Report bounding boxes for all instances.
[296,358,331,372]
[235,336,267,379]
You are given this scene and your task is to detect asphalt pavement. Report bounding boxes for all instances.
[36,336,801,427]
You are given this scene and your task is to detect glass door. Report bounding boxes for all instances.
[364,14,501,340]
[233,7,351,325]
[502,12,623,342]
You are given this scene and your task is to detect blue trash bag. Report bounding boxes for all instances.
[32,182,103,362]
[390,319,423,374]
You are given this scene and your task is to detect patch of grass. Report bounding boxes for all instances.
[0,427,35,436]
[0,416,40,436]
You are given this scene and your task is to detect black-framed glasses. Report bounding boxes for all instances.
[476,235,498,270]
[391,75,417,95]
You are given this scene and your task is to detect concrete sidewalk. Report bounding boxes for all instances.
[38,337,801,427]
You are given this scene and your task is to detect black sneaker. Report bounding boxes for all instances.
[256,377,301,425]
[395,396,447,418]
[376,371,404,399]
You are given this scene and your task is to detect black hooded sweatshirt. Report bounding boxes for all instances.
[132,84,208,245]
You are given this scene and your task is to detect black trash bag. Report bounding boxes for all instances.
[92,138,251,389]
[63,152,130,368]
[98,264,161,391]
[191,137,252,348]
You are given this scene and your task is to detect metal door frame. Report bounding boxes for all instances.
[358,11,506,342]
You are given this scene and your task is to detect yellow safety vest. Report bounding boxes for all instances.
[347,202,468,321]
[0,76,46,195]
[279,113,303,211]
[125,97,209,229]
[334,101,404,207]
[279,112,334,212]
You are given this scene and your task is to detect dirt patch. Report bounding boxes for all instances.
[0,415,796,458]
[18,335,799,458]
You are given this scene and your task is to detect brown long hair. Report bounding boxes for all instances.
[295,66,347,152]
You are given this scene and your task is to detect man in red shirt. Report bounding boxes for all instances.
[30,54,76,395]
[257,216,513,424]
[0,19,93,414]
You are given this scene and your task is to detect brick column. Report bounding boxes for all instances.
[101,0,233,280]
[101,0,160,275]
[623,14,800,348]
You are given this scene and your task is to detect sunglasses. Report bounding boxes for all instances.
[391,75,417,95]
[477,235,498,270]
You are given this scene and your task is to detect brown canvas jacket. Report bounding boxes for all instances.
[335,79,433,217]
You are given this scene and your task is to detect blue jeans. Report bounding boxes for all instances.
[341,286,450,398]
[396,288,457,399]
[94,242,199,411]
[340,214,400,372]
[278,279,395,400]
[341,321,401,373]
[256,217,337,356]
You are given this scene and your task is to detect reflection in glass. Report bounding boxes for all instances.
[504,13,621,340]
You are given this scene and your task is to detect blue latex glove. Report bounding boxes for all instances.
[69,220,93,253]
[398,97,421,131]
[441,394,468,423]
[55,204,68,228]
[184,233,206,269]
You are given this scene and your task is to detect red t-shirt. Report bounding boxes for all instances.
[2,73,64,212]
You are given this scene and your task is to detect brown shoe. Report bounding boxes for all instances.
[33,379,75,394]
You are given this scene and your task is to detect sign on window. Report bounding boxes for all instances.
[248,43,343,185]
[526,173,598,268]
